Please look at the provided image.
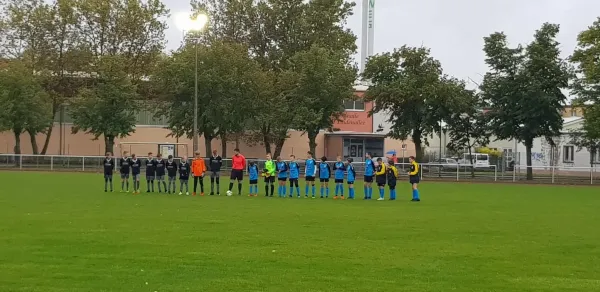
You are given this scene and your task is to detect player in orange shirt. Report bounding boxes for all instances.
[191,151,207,196]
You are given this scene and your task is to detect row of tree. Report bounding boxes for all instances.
[2,0,600,180]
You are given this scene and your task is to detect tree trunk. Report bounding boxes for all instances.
[468,145,475,178]
[13,129,21,167]
[28,130,39,155]
[273,138,285,159]
[261,125,272,154]
[411,130,423,162]
[104,135,115,155]
[221,134,228,158]
[204,135,213,157]
[308,130,318,157]
[40,121,54,155]
[525,137,533,180]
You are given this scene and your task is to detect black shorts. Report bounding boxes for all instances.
[278,177,287,182]
[334,179,344,184]
[305,176,315,182]
[230,169,243,180]
[409,176,420,184]
[364,175,374,183]
[320,178,329,183]
[347,181,354,185]
[249,179,258,184]
[264,176,275,183]
[388,183,396,190]
[376,178,386,187]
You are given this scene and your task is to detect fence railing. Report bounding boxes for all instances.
[1,154,600,185]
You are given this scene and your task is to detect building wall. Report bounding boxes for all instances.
[334,92,373,133]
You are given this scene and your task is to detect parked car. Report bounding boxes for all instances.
[428,158,460,171]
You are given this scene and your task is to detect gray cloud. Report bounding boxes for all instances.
[164,0,600,88]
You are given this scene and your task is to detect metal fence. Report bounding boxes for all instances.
[2,154,600,185]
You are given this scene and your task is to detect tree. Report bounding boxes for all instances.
[0,60,52,155]
[363,46,455,161]
[444,84,491,177]
[285,46,356,155]
[153,41,264,156]
[69,56,139,153]
[568,105,600,166]
[571,17,600,104]
[481,23,570,180]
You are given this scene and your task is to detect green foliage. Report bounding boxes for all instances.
[0,60,51,154]
[69,57,139,153]
[445,87,491,160]
[153,41,265,154]
[570,17,600,104]
[284,46,356,154]
[363,46,457,161]
[481,23,570,179]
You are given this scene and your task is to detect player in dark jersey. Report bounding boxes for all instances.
[119,151,131,193]
[155,154,167,193]
[103,152,115,192]
[145,152,156,193]
[130,154,142,194]
[166,155,178,194]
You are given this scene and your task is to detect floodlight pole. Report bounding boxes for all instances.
[193,39,199,153]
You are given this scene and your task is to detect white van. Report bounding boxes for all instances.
[460,153,490,168]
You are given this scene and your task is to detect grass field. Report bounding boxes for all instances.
[1,172,600,292]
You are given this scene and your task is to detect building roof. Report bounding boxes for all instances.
[325,131,385,137]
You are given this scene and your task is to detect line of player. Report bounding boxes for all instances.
[101,149,421,201]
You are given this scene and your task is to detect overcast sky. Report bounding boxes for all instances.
[165,0,600,89]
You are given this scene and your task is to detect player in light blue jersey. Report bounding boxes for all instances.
[276,156,288,197]
[288,155,301,198]
[333,156,346,199]
[345,158,356,199]
[304,152,317,198]
[248,161,259,196]
[318,156,331,198]
[363,152,375,200]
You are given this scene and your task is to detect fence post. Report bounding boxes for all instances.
[19,155,22,170]
[494,166,497,181]
[551,166,555,184]
[512,164,516,182]
[591,167,593,185]
[82,157,85,172]
[51,156,53,171]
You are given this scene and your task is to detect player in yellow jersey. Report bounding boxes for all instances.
[408,156,421,202]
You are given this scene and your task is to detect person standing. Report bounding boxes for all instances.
[363,152,375,200]
[318,157,331,198]
[130,154,142,194]
[248,161,259,196]
[227,148,246,196]
[387,159,399,200]
[288,155,300,198]
[408,156,421,202]
[208,150,222,196]
[145,152,156,193]
[333,156,345,199]
[119,151,131,193]
[103,152,115,192]
[166,155,178,194]
[192,152,206,196]
[179,156,191,195]
[155,154,167,193]
[263,153,276,197]
[345,158,356,199]
[304,152,317,198]
[275,156,288,198]
[375,157,387,201]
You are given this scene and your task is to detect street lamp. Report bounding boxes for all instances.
[175,12,208,153]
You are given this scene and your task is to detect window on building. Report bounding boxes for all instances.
[344,100,365,111]
[563,145,574,162]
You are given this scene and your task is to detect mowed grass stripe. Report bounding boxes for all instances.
[0,172,599,292]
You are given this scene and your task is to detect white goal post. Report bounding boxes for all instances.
[117,142,190,158]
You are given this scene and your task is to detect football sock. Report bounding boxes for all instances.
[121,181,124,190]
[334,184,339,195]
[210,177,215,193]
[349,188,354,198]
[379,188,384,199]
[237,183,242,194]
[228,182,233,191]
[305,185,309,195]
[340,186,344,196]
[326,188,330,197]
[296,187,300,196]
[413,189,420,200]
[312,185,315,196]
[391,189,396,200]
[369,187,373,199]
[320,187,324,197]
[363,186,368,198]
[270,184,274,196]
[265,185,269,196]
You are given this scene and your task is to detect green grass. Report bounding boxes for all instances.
[1,172,600,292]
